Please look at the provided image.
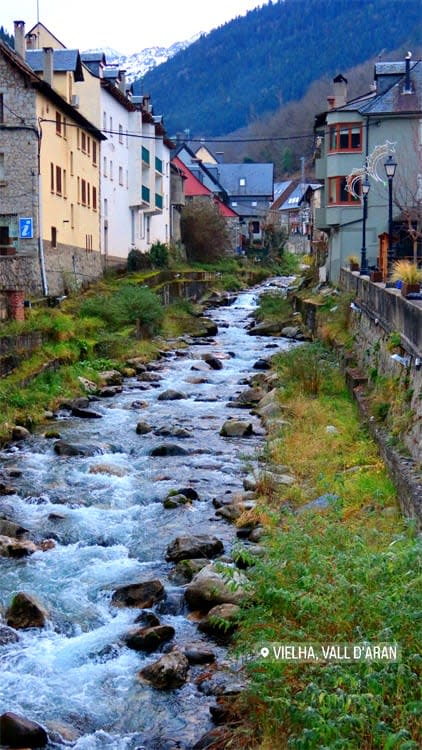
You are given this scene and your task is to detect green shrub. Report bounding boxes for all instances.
[127,248,152,272]
[79,285,164,334]
[150,241,169,268]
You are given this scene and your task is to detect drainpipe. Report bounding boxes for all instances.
[37,120,49,296]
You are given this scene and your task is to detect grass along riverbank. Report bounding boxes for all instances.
[231,342,421,750]
[0,257,298,444]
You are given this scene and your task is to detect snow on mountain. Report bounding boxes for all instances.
[83,34,202,82]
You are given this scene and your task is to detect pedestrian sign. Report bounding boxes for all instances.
[19,217,33,239]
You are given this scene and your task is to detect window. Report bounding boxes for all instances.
[119,124,123,144]
[328,176,360,204]
[71,203,74,229]
[328,123,362,152]
[239,177,246,187]
[119,166,123,185]
[81,178,87,206]
[55,111,62,136]
[77,128,80,150]
[92,141,97,166]
[0,153,4,181]
[63,117,67,139]
[109,116,113,136]
[104,198,108,217]
[70,151,74,176]
[103,156,107,177]
[93,186,97,211]
[103,111,107,130]
[0,94,3,123]
[55,165,62,195]
[63,169,67,198]
[51,226,57,247]
[81,132,90,155]
[110,160,113,180]
[50,162,54,192]
[87,182,91,208]
[77,176,80,203]
[86,234,93,251]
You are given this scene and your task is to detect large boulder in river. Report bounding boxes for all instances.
[0,712,48,748]
[165,535,224,563]
[185,564,248,612]
[220,420,253,437]
[198,603,241,638]
[111,579,165,609]
[124,624,175,652]
[0,535,38,558]
[139,649,189,689]
[53,440,102,457]
[150,444,189,457]
[6,592,48,629]
[158,389,187,401]
[98,369,123,385]
[0,518,28,537]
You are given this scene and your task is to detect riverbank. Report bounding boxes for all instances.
[221,297,422,749]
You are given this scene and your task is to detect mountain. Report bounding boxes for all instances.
[84,35,201,82]
[136,0,422,137]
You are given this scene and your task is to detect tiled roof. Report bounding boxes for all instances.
[26,49,84,81]
[216,163,274,197]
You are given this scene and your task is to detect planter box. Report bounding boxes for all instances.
[349,262,359,272]
[370,271,383,283]
[401,283,421,297]
[0,247,17,256]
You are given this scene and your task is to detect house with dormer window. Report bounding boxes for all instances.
[314,59,422,281]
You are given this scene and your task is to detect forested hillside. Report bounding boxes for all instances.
[138,0,421,137]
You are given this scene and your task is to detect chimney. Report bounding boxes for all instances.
[13,20,25,58]
[333,74,348,107]
[43,47,54,86]
[119,70,127,95]
[327,95,335,109]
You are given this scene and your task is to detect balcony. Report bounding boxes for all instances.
[141,185,150,204]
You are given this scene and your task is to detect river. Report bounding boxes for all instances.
[0,279,294,750]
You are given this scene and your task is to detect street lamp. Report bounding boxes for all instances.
[360,176,370,275]
[384,154,397,280]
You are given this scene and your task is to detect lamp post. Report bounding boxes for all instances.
[384,154,397,281]
[360,176,370,275]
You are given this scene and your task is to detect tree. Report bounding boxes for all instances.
[180,199,231,263]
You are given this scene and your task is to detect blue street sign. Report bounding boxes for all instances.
[19,217,33,239]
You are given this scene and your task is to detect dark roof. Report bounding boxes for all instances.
[216,163,274,197]
[26,49,84,81]
[0,41,105,140]
[81,52,106,77]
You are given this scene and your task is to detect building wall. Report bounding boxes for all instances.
[36,92,101,256]
[0,54,39,259]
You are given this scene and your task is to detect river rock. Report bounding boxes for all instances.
[185,564,248,611]
[0,481,16,495]
[227,386,265,408]
[220,420,253,437]
[0,711,48,748]
[164,493,192,509]
[168,558,209,584]
[0,624,20,644]
[71,406,103,419]
[150,444,189,457]
[198,603,240,638]
[248,321,283,336]
[201,353,223,370]
[97,385,123,397]
[197,318,218,336]
[136,421,152,435]
[0,535,38,558]
[124,624,175,652]
[0,518,28,537]
[12,425,31,441]
[139,649,189,689]
[131,400,148,409]
[137,372,162,382]
[54,440,102,457]
[98,369,123,385]
[6,592,48,629]
[165,535,224,563]
[154,425,191,438]
[111,579,165,608]
[157,389,187,400]
[183,642,216,665]
[253,358,271,370]
[78,376,97,393]
[134,610,161,627]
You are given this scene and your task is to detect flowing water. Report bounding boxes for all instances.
[0,280,294,749]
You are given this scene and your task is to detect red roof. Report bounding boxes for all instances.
[172,156,238,218]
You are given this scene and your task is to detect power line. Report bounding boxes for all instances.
[38,118,314,144]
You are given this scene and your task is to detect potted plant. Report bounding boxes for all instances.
[370,268,383,282]
[348,255,360,272]
[390,259,422,297]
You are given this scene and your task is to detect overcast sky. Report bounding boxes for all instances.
[4,0,266,54]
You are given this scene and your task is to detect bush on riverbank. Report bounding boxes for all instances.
[232,342,421,749]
